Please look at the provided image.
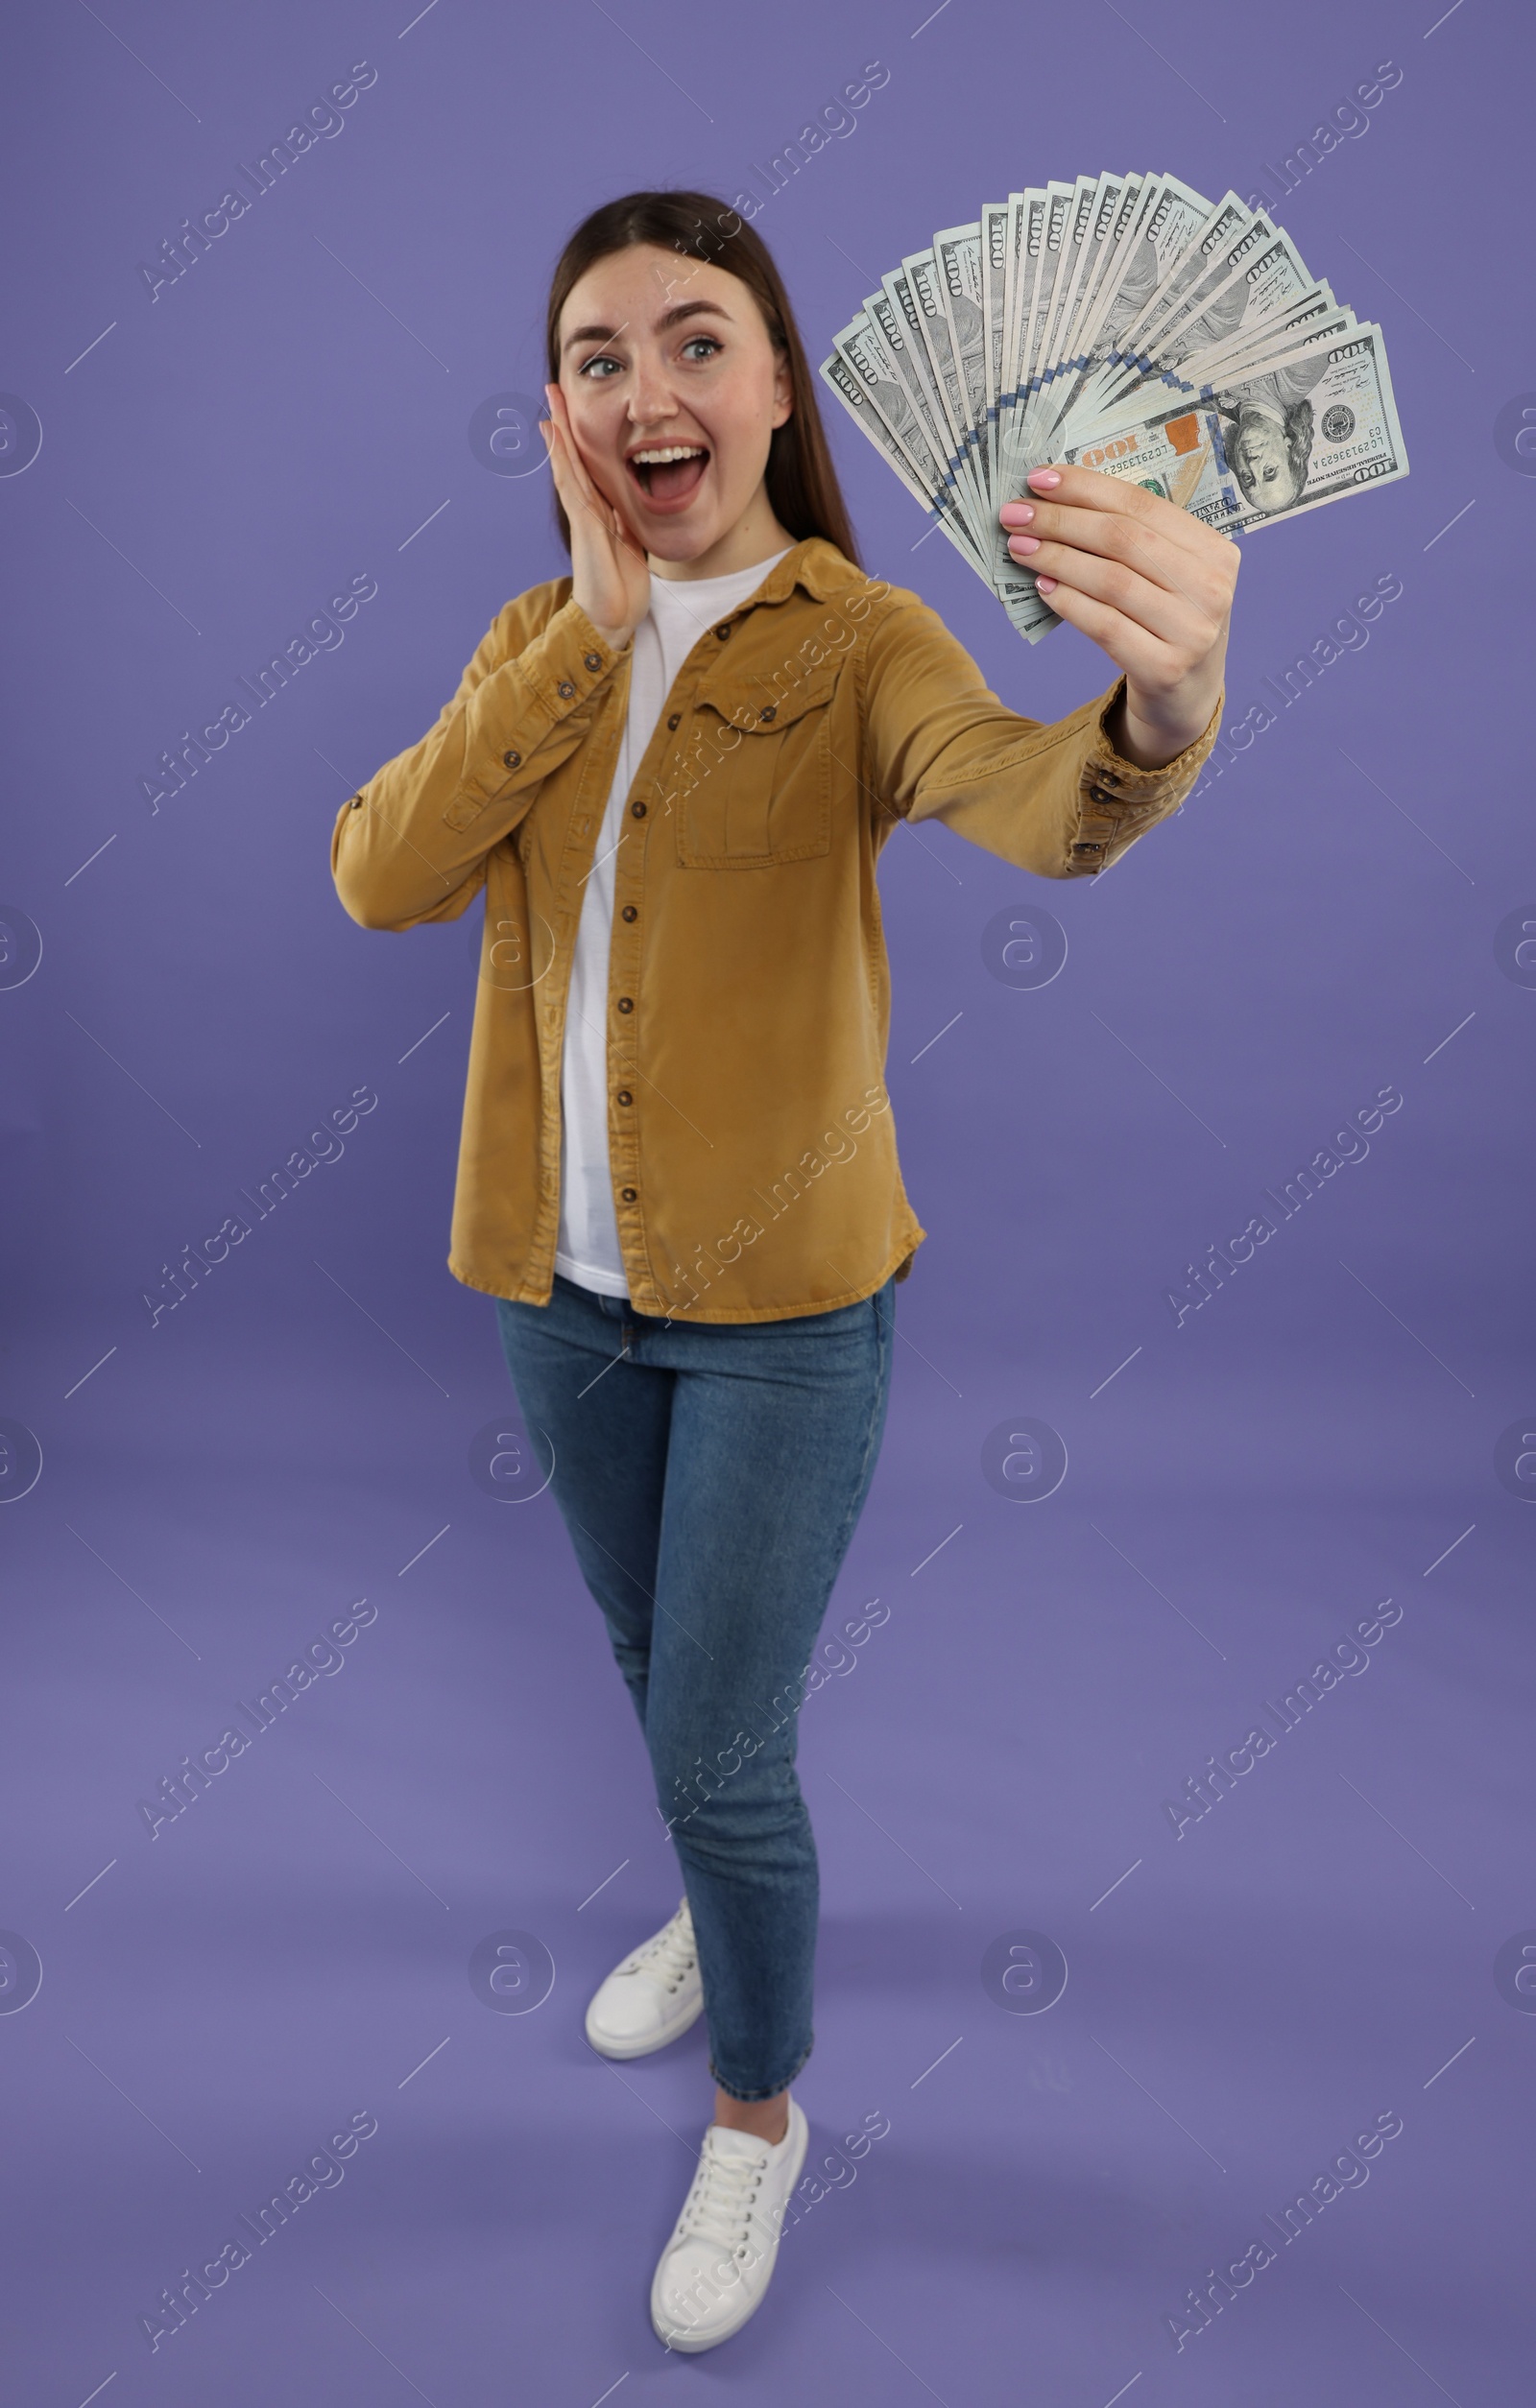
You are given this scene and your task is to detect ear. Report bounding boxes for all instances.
[771,349,794,430]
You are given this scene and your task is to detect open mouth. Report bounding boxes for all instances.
[626,442,710,505]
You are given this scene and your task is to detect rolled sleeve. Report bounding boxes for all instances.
[1066,679,1224,876]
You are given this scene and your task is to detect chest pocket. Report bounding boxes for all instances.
[673,664,839,868]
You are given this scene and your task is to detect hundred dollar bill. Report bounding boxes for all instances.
[996,180,1075,608]
[834,311,970,532]
[933,222,992,507]
[881,263,984,550]
[1151,216,1315,365]
[1071,183,1242,425]
[863,277,1034,605]
[1089,174,1215,366]
[819,346,986,577]
[995,188,1047,490]
[1095,213,1317,417]
[1001,180,1072,484]
[1074,301,1363,449]
[1059,322,1408,534]
[1026,173,1109,459]
[1076,261,1359,441]
[998,175,1111,597]
[1118,189,1251,361]
[820,343,1057,635]
[1188,286,1350,390]
[979,199,1013,492]
[1030,171,1142,469]
[1066,172,1142,383]
[868,280,947,465]
[901,246,994,552]
[1029,172,1201,462]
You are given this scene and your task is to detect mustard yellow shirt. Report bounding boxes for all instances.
[330,536,1220,1322]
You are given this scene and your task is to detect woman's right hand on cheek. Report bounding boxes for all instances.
[541,384,648,652]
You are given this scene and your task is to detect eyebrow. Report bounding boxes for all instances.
[562,298,733,354]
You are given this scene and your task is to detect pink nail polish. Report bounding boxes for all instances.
[999,502,1034,526]
[1027,467,1062,490]
[1010,534,1041,555]
[1035,574,1058,595]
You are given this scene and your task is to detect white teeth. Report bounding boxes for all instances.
[630,444,706,465]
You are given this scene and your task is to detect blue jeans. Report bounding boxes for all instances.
[493,1271,897,2100]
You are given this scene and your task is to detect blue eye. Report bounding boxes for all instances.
[579,354,622,379]
[681,337,721,361]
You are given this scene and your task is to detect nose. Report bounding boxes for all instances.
[627,352,680,430]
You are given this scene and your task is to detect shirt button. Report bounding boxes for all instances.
[620,904,636,922]
[558,679,575,699]
[1089,784,1112,804]
[503,750,520,769]
[616,1088,633,1106]
[349,794,362,809]
[620,1186,637,1204]
[714,623,732,641]
[758,704,777,723]
[631,799,646,818]
[616,996,634,1013]
[666,713,681,731]
[584,652,601,672]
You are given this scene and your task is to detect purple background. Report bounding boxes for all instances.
[3,0,1531,2399]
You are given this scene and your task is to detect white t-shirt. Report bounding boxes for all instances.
[554,547,793,1298]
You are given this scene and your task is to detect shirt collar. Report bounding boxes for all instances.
[732,536,859,612]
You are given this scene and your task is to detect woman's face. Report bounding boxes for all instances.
[555,242,793,565]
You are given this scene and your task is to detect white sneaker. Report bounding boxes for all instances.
[584,1896,703,2060]
[650,2095,809,2352]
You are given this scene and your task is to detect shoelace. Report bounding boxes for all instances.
[674,2137,769,2254]
[620,1905,696,1992]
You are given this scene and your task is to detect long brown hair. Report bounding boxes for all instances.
[542,190,862,568]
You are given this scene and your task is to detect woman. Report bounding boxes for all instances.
[330,188,1235,2352]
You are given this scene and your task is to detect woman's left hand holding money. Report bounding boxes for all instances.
[1000,464,1237,768]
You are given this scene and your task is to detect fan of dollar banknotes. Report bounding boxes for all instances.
[820,174,1408,642]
